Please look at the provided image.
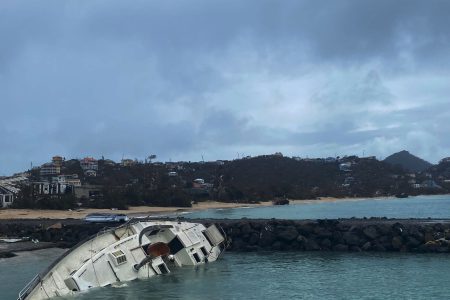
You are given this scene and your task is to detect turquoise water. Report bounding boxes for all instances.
[4,195,450,299]
[187,195,450,219]
[0,248,67,300]
[3,249,450,300]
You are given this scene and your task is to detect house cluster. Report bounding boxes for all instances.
[31,156,99,198]
[0,174,28,208]
[192,178,213,189]
[293,156,338,163]
[80,157,98,177]
[407,173,442,189]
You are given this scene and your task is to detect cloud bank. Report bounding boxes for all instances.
[1,0,449,174]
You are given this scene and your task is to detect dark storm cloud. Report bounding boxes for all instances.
[1,0,449,174]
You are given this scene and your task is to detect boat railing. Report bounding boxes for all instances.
[16,226,114,300]
[17,274,41,300]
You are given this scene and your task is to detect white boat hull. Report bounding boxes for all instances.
[18,219,226,300]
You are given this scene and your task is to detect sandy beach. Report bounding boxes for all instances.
[0,196,392,220]
[0,201,273,220]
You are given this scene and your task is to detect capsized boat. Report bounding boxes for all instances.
[18,219,227,300]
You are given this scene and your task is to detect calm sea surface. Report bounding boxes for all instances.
[3,195,450,300]
[186,194,450,219]
[2,249,450,300]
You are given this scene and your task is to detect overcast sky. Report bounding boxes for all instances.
[1,0,450,175]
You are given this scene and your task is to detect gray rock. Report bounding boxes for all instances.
[424,232,434,243]
[405,237,421,248]
[444,229,450,240]
[320,238,332,248]
[361,241,372,251]
[258,230,276,247]
[362,226,379,240]
[240,223,253,236]
[305,239,321,251]
[409,226,424,242]
[372,243,386,251]
[332,231,343,243]
[248,233,259,245]
[314,227,333,238]
[296,234,307,244]
[278,226,299,242]
[333,244,349,251]
[391,236,403,250]
[343,232,360,246]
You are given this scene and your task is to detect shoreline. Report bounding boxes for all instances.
[0,201,274,220]
[0,195,413,220]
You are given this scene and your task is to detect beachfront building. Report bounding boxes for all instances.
[53,174,82,187]
[0,185,14,208]
[52,155,63,167]
[33,182,72,195]
[121,159,135,167]
[40,163,61,177]
[80,157,98,171]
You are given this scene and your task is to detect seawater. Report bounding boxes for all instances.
[3,249,450,299]
[4,195,450,299]
[186,194,450,219]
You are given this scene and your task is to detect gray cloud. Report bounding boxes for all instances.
[1,0,450,174]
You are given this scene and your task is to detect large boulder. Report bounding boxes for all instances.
[258,230,276,248]
[343,232,360,246]
[391,236,403,250]
[409,226,424,242]
[296,234,308,244]
[332,231,344,244]
[239,223,253,237]
[424,232,434,243]
[405,236,421,248]
[391,223,405,236]
[277,226,299,242]
[320,238,332,249]
[418,241,440,252]
[444,229,450,240]
[297,224,315,236]
[362,226,379,240]
[231,238,246,251]
[371,243,386,252]
[248,233,259,246]
[305,239,321,251]
[361,241,372,251]
[349,246,362,252]
[314,227,333,238]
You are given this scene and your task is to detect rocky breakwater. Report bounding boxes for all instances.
[0,220,107,257]
[2,218,450,256]
[214,219,450,253]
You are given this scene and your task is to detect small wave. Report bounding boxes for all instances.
[112,283,128,288]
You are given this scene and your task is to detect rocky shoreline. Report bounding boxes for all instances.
[2,218,450,258]
[216,218,450,253]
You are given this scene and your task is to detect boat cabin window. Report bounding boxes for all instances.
[202,231,213,247]
[110,250,127,266]
[193,252,201,263]
[200,247,208,256]
[158,263,169,274]
[168,236,184,254]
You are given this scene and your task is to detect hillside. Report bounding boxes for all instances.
[11,153,450,210]
[383,150,432,173]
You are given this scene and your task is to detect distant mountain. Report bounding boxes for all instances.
[383,150,432,173]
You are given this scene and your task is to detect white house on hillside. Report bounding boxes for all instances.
[0,185,14,208]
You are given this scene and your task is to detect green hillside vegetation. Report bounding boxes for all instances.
[12,153,450,210]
